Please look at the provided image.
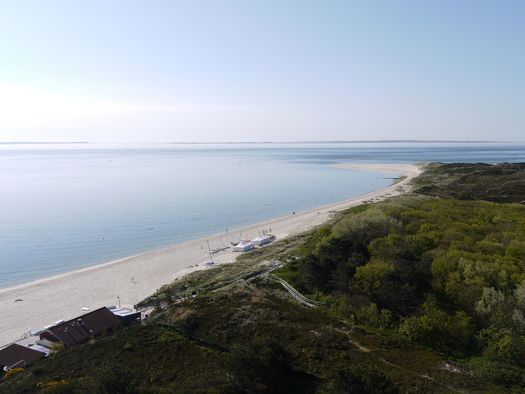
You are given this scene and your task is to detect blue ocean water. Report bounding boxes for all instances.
[1,142,524,288]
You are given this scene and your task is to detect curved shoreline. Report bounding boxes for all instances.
[0,162,420,346]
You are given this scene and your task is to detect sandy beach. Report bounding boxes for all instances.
[0,163,421,346]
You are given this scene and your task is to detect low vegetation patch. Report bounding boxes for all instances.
[413,162,525,203]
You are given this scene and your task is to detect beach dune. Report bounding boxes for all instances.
[0,163,420,346]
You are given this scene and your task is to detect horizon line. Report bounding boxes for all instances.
[0,139,519,145]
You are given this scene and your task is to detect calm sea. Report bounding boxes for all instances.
[1,142,524,288]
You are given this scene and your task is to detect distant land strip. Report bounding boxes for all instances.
[0,140,517,145]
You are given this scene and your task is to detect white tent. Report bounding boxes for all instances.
[232,240,254,252]
[252,236,273,246]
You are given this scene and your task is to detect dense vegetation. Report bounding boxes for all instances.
[413,162,525,203]
[277,196,525,387]
[2,163,524,393]
[0,279,488,393]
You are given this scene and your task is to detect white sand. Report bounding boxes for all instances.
[0,163,421,346]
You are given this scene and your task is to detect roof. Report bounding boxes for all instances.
[109,308,141,325]
[108,307,138,317]
[44,307,120,346]
[0,343,45,369]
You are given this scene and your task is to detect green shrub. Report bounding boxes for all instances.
[399,302,475,355]
[326,363,399,394]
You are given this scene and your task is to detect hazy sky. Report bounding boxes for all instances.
[0,1,524,142]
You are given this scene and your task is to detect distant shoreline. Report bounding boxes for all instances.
[0,140,513,145]
[162,140,507,144]
[0,163,419,346]
[0,141,88,145]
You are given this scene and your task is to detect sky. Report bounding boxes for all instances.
[0,0,524,143]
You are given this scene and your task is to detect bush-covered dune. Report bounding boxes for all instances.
[2,163,524,393]
[278,196,525,387]
[413,162,525,203]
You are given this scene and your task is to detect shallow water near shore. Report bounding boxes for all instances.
[1,142,524,288]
